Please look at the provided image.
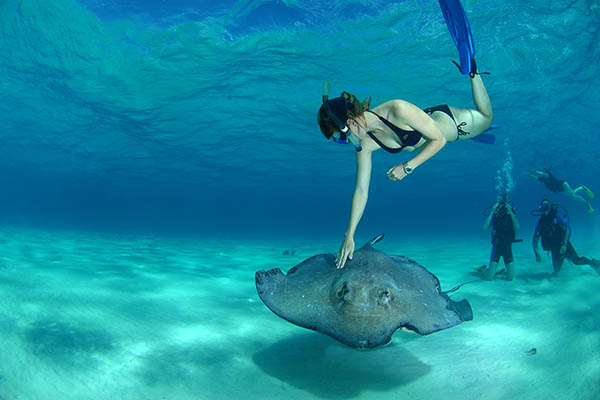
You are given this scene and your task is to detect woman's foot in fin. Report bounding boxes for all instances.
[582,185,595,199]
[451,58,490,77]
[587,201,595,214]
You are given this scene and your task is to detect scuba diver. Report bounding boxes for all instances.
[477,195,519,281]
[532,199,600,276]
[317,1,494,268]
[529,168,595,213]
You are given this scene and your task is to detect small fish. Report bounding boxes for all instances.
[525,347,537,356]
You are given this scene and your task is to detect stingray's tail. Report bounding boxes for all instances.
[368,234,385,246]
[444,279,479,294]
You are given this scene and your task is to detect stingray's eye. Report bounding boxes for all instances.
[336,283,350,300]
[376,288,394,306]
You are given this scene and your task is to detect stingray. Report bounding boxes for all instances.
[255,234,473,349]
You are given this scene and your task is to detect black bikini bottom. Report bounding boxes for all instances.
[423,104,454,120]
[424,104,467,139]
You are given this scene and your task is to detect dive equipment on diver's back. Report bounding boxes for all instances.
[403,163,414,175]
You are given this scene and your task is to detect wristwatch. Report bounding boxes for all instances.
[403,163,414,175]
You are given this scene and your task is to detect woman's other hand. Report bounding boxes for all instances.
[386,164,408,181]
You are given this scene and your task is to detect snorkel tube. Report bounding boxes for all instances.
[322,81,362,152]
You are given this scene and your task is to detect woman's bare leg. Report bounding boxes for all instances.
[449,74,493,139]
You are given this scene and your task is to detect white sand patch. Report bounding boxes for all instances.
[0,227,599,399]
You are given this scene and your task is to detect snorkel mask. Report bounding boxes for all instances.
[321,81,362,152]
[530,199,553,216]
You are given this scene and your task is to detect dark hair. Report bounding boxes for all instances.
[317,91,365,139]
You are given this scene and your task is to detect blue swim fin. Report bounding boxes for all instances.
[471,124,500,144]
[472,133,495,144]
[439,0,475,75]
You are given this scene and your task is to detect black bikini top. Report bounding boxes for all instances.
[366,110,423,153]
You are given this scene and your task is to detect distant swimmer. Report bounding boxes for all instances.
[532,199,600,276]
[318,0,494,269]
[529,168,595,213]
[477,194,520,281]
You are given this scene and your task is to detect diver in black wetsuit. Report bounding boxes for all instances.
[479,195,519,280]
[530,168,595,213]
[532,199,600,276]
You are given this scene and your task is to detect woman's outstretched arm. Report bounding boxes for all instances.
[336,148,372,269]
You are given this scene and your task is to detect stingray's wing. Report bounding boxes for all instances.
[255,248,472,349]
[255,254,337,331]
[386,255,471,334]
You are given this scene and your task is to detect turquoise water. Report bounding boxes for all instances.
[1,0,599,398]
[2,0,599,234]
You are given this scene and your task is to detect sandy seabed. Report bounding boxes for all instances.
[0,226,598,400]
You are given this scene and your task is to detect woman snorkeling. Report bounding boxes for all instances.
[317,68,493,268]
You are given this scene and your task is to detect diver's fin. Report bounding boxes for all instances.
[439,0,475,75]
[587,201,595,214]
[472,133,496,144]
[472,265,486,273]
[470,124,499,144]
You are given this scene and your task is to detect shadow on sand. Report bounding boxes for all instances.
[23,318,115,368]
[253,332,430,399]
